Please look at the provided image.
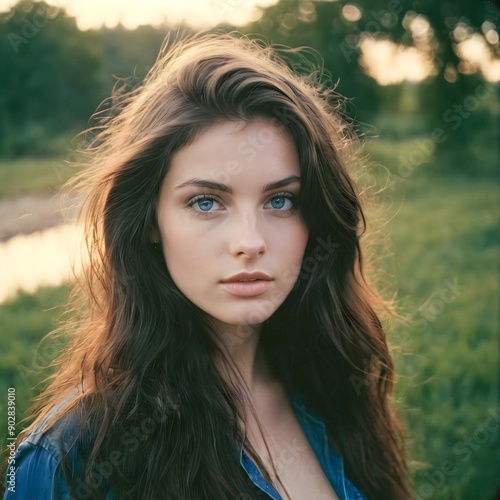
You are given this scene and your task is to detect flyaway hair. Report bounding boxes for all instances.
[14,32,410,499]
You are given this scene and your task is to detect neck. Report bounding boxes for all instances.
[210,321,273,394]
[210,321,288,460]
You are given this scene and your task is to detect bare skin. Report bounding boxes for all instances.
[244,375,339,500]
[156,119,336,498]
[212,311,339,499]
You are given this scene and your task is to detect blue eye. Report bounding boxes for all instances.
[187,195,220,214]
[266,192,297,214]
[197,198,215,211]
[186,192,298,217]
[269,195,288,210]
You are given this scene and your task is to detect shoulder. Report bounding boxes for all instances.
[4,410,79,499]
[5,434,70,499]
[4,402,110,500]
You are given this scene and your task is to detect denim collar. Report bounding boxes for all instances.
[239,396,365,500]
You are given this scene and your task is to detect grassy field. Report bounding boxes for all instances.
[364,140,499,498]
[398,188,498,499]
[0,138,498,498]
[0,157,74,198]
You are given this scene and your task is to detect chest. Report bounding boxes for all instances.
[244,400,339,500]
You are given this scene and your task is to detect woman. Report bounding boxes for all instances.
[5,33,410,499]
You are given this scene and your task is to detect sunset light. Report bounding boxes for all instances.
[0,0,279,29]
[1,0,497,83]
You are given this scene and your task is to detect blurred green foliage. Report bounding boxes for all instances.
[0,0,498,171]
[0,141,498,498]
[0,1,174,157]
[0,1,103,156]
[0,0,498,497]
[0,286,70,441]
[364,139,499,498]
[0,157,73,197]
[242,0,500,175]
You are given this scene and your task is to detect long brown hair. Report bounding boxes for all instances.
[16,32,410,499]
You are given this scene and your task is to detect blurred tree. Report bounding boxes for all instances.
[242,0,499,174]
[0,0,105,156]
[0,1,183,158]
[241,0,382,128]
[100,24,170,93]
[351,0,500,174]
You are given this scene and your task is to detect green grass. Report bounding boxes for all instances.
[364,140,500,499]
[0,157,75,198]
[0,285,70,463]
[0,139,498,498]
[389,176,499,499]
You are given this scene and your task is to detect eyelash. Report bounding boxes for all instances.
[186,192,299,218]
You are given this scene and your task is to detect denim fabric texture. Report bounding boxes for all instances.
[4,397,366,500]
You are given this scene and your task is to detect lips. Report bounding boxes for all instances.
[221,272,272,283]
[220,272,273,297]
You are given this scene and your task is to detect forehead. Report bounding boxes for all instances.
[162,119,301,189]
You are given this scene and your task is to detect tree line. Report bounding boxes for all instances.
[0,0,497,175]
[0,1,173,156]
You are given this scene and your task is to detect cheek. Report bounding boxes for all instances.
[158,215,187,271]
[287,223,309,259]
[163,242,196,270]
[159,216,217,277]
[163,237,198,276]
[277,223,309,280]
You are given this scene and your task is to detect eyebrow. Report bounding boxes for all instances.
[175,175,301,193]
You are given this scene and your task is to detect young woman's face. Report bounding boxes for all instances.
[157,119,309,332]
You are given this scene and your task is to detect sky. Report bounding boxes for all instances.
[0,0,498,82]
[0,0,279,29]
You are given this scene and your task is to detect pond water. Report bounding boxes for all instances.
[0,224,83,303]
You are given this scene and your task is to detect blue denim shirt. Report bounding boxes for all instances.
[4,397,366,499]
[241,398,366,500]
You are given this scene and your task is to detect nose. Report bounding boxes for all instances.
[229,212,266,259]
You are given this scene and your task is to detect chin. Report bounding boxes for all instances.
[210,309,275,329]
